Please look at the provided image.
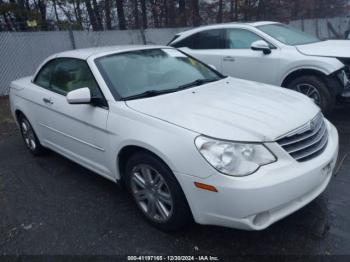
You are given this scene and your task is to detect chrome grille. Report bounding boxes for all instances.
[276,113,328,162]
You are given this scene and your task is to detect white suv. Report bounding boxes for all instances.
[168,22,350,114]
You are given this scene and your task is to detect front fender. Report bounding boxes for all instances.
[107,103,216,181]
[279,57,345,86]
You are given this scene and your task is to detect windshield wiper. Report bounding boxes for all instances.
[176,78,220,90]
[121,90,171,101]
[121,78,220,101]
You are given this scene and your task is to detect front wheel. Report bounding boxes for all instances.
[286,75,335,115]
[125,152,192,231]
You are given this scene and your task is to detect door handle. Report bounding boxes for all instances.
[223,56,235,62]
[43,98,53,105]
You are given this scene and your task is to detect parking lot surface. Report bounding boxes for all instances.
[0,101,350,257]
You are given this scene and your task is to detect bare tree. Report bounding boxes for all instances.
[0,0,13,31]
[84,0,98,30]
[37,0,47,30]
[191,0,200,26]
[72,0,83,29]
[52,0,60,29]
[115,0,126,30]
[216,0,223,23]
[105,0,111,29]
[167,0,176,27]
[150,0,160,28]
[133,0,140,29]
[140,0,147,29]
[178,0,186,26]
[92,0,103,30]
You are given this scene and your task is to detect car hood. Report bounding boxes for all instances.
[125,77,320,142]
[296,40,350,58]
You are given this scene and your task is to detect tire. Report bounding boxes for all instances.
[18,115,45,156]
[125,152,192,231]
[286,75,335,115]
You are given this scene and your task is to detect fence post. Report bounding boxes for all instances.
[68,26,76,49]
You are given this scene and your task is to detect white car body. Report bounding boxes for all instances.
[168,22,350,111]
[9,46,339,230]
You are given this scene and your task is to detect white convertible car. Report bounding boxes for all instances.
[10,46,338,231]
[168,22,350,114]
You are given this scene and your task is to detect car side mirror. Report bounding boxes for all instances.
[251,40,271,55]
[66,87,91,104]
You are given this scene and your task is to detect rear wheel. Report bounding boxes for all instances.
[18,115,45,155]
[286,75,335,115]
[125,152,192,231]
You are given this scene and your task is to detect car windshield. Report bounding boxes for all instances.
[258,23,321,46]
[95,48,222,100]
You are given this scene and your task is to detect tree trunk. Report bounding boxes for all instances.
[72,0,83,29]
[3,13,13,31]
[235,0,238,20]
[150,0,160,28]
[52,0,60,29]
[178,0,186,26]
[257,0,264,20]
[85,0,98,30]
[0,1,13,32]
[92,0,103,30]
[216,0,223,23]
[105,0,112,30]
[17,0,28,30]
[191,0,200,26]
[140,0,147,29]
[292,0,300,19]
[116,0,126,30]
[8,0,25,31]
[37,0,47,30]
[167,0,176,27]
[133,0,140,29]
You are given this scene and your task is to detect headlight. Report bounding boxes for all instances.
[337,69,350,87]
[195,136,276,177]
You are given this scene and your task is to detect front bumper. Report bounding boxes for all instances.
[176,122,339,230]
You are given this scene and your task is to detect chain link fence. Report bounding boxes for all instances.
[1,17,350,96]
[0,27,185,96]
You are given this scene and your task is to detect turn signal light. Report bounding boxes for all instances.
[194,182,218,192]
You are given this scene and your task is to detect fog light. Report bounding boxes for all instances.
[253,211,270,226]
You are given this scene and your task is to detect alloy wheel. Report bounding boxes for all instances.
[294,83,321,105]
[20,119,37,151]
[130,164,173,223]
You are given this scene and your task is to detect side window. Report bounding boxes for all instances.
[225,29,264,49]
[34,60,56,89]
[172,29,225,50]
[50,58,102,97]
[172,35,196,49]
[195,29,225,49]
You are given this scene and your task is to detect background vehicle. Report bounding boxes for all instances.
[168,22,350,114]
[9,46,338,231]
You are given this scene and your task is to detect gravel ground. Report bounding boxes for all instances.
[0,98,349,259]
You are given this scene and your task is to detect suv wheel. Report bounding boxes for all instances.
[286,75,335,115]
[125,152,192,231]
[18,115,45,155]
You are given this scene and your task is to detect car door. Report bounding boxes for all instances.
[220,28,281,85]
[176,29,226,72]
[25,60,58,145]
[44,58,112,178]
